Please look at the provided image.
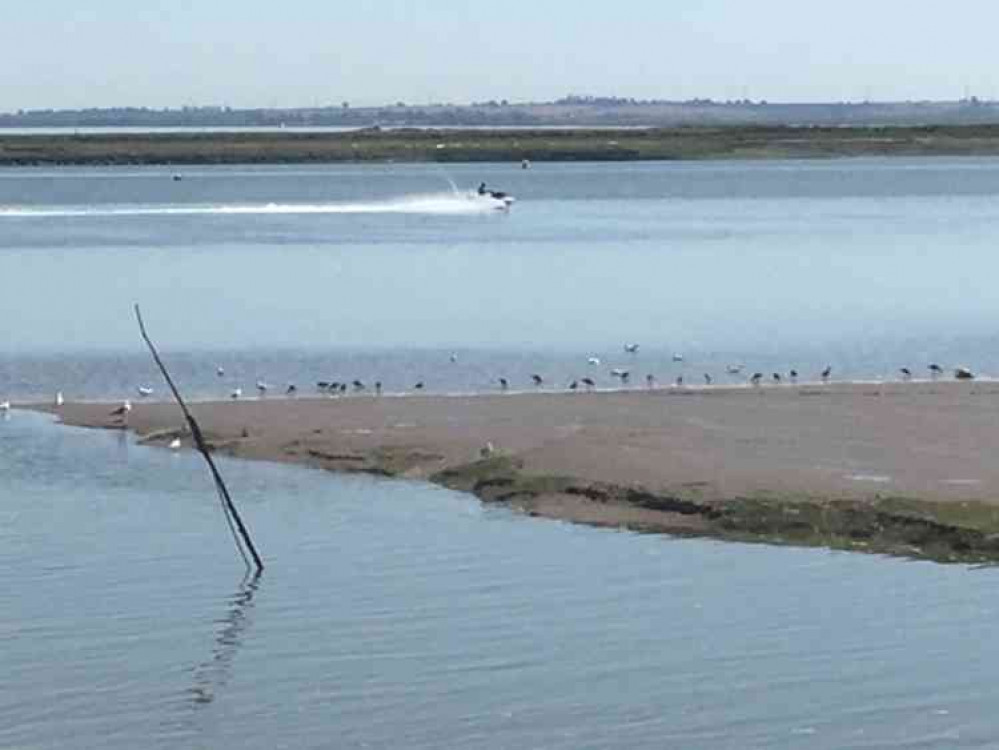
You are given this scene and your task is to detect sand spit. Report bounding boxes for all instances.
[30,381,999,563]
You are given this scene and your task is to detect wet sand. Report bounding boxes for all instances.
[31,381,999,562]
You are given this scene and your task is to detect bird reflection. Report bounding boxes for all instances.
[186,571,262,707]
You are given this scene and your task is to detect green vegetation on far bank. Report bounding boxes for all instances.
[8,124,999,166]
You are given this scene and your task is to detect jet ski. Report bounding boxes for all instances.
[476,182,515,209]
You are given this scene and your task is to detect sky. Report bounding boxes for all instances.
[3,0,998,111]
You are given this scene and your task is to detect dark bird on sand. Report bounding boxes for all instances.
[109,401,132,425]
[750,372,763,386]
[286,383,297,395]
[352,379,365,391]
[568,380,578,391]
[703,373,712,385]
[929,363,944,377]
[772,372,782,384]
[582,377,596,389]
[109,400,131,418]
[531,374,543,386]
[821,366,832,381]
[498,377,509,390]
[789,369,798,381]
[375,381,382,395]
[899,367,912,380]
[413,381,425,391]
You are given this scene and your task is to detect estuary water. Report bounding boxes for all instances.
[4,411,999,749]
[5,159,999,746]
[3,159,999,399]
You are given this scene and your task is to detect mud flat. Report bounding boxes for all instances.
[7,125,999,165]
[31,381,999,563]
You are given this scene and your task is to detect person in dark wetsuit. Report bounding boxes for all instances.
[477,182,487,195]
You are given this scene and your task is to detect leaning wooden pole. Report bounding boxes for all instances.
[134,304,264,573]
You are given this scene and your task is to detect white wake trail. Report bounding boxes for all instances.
[0,192,505,219]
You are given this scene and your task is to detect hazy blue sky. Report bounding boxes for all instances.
[4,1,997,110]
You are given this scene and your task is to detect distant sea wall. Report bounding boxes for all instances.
[6,125,999,166]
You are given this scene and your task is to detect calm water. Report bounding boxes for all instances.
[3,411,999,749]
[5,159,999,746]
[3,159,999,400]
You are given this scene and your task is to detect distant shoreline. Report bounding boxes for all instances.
[27,381,999,564]
[6,124,999,166]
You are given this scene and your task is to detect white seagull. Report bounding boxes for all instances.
[624,343,640,354]
[587,356,601,366]
[230,387,242,400]
[137,386,153,397]
[216,366,225,377]
[55,391,64,407]
[0,401,10,412]
[255,380,269,394]
[168,437,182,450]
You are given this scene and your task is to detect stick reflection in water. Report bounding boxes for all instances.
[187,572,262,707]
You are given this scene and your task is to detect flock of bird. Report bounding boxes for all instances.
[137,346,979,406]
[0,345,979,432]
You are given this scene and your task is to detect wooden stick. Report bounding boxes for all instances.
[134,304,264,573]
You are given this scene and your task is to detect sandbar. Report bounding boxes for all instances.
[31,381,999,563]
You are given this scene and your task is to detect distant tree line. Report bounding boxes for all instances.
[4,98,999,128]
